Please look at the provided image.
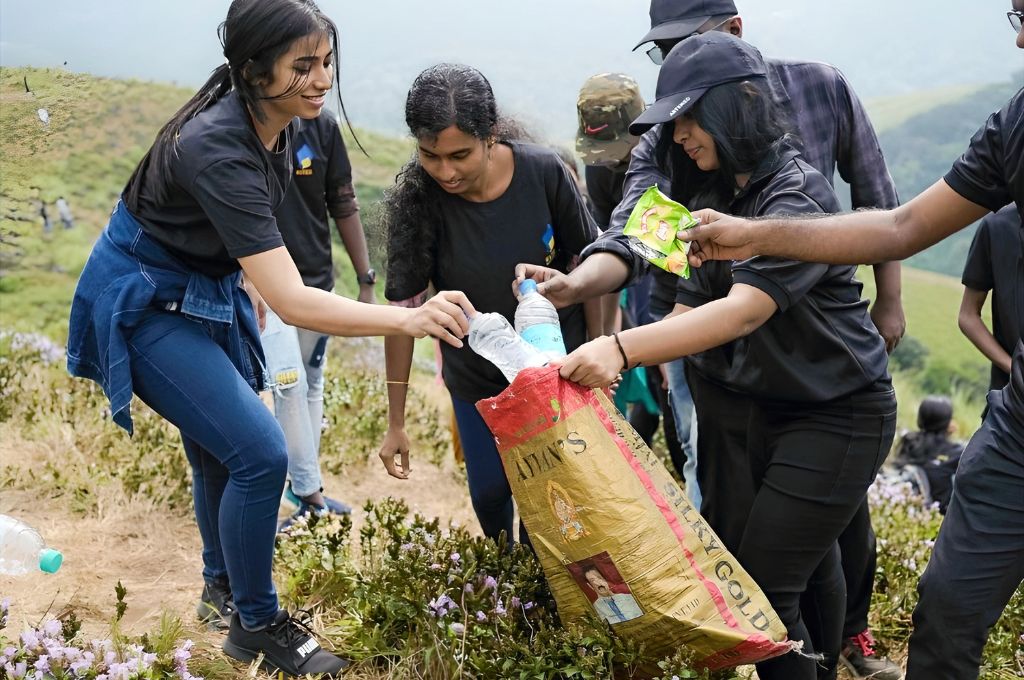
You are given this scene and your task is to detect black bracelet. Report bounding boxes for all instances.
[612,333,630,372]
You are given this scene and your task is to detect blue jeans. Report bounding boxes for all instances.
[260,309,327,497]
[651,309,700,508]
[127,309,287,629]
[451,396,527,544]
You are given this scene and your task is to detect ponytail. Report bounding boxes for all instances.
[124,64,233,211]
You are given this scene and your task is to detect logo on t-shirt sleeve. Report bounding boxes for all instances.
[295,143,315,176]
[541,224,556,265]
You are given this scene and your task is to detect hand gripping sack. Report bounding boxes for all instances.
[477,367,792,670]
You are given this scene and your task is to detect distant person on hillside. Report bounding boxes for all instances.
[56,196,73,230]
[378,64,597,547]
[891,395,964,513]
[674,5,1024,676]
[959,204,1022,393]
[65,1,472,676]
[39,201,52,234]
[262,114,375,530]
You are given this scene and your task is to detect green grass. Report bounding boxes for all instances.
[859,265,990,435]
[0,66,411,342]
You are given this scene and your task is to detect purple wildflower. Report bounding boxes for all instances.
[450,552,461,564]
[483,575,497,591]
[475,611,487,622]
[449,622,466,635]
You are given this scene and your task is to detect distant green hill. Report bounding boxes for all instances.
[0,66,410,341]
[865,75,1022,278]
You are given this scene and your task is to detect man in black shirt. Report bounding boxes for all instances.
[959,204,1023,392]
[262,114,376,525]
[680,5,1024,677]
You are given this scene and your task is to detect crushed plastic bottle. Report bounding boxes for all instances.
[514,279,566,359]
[469,313,547,383]
[0,514,63,575]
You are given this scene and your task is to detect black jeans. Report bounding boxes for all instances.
[838,499,876,638]
[906,388,1024,679]
[743,386,896,680]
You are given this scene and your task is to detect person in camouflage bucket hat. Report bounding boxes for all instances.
[575,73,645,167]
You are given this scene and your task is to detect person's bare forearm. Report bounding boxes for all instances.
[959,293,1013,374]
[334,213,372,276]
[568,253,631,303]
[277,286,410,336]
[583,297,604,340]
[756,181,988,263]
[384,335,415,428]
[872,261,902,303]
[617,293,770,367]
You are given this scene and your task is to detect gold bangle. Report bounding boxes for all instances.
[385,380,409,385]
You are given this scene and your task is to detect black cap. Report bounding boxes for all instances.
[628,32,765,135]
[634,0,738,49]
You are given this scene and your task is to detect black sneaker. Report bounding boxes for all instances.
[839,630,904,680]
[223,610,350,677]
[196,579,236,631]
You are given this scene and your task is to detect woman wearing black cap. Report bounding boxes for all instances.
[556,33,896,679]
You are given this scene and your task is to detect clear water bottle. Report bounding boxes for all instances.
[514,280,566,359]
[0,515,63,575]
[469,313,547,383]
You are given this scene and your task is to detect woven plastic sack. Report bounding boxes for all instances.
[477,367,792,670]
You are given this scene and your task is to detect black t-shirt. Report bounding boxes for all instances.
[387,142,598,403]
[585,163,627,229]
[274,116,358,291]
[133,91,293,278]
[944,88,1024,424]
[676,146,890,402]
[961,204,1022,390]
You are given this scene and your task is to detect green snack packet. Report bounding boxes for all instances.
[623,186,699,278]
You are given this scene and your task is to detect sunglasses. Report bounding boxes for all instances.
[645,18,733,65]
[1009,9,1023,33]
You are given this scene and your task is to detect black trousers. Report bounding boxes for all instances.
[906,388,1024,679]
[689,367,896,680]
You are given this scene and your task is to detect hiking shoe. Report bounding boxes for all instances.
[223,610,349,677]
[283,482,352,515]
[839,630,903,680]
[196,579,236,631]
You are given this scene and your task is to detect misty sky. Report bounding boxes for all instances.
[2,0,1021,141]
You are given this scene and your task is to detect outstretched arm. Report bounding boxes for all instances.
[240,247,474,344]
[681,180,990,267]
[559,284,777,388]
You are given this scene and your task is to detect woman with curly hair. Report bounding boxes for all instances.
[378,63,598,545]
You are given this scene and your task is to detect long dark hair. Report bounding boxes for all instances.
[655,79,792,211]
[124,0,359,211]
[381,63,528,301]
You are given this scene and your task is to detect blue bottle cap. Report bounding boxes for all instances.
[518,279,538,295]
[39,549,63,574]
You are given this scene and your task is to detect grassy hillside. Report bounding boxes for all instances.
[0,66,411,341]
[0,67,999,431]
[865,84,985,134]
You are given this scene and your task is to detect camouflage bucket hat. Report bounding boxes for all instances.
[575,73,646,167]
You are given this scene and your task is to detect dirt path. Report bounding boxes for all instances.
[0,343,477,640]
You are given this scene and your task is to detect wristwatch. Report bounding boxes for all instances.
[357,268,377,286]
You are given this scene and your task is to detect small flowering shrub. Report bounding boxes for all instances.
[868,475,1024,677]
[0,596,203,680]
[273,499,739,680]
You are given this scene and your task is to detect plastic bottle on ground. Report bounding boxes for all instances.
[0,514,63,575]
[469,313,547,383]
[514,280,566,359]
